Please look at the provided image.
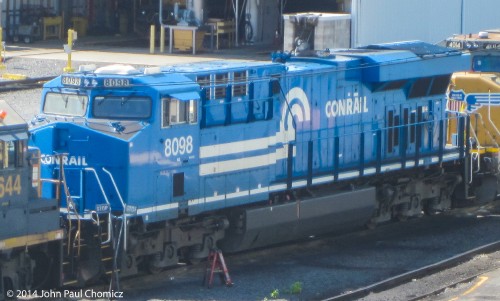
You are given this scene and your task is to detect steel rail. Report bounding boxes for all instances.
[322,240,500,301]
[406,269,498,301]
[0,76,55,92]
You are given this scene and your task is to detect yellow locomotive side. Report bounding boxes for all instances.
[447,72,500,153]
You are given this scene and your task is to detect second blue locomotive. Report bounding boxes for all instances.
[29,41,495,284]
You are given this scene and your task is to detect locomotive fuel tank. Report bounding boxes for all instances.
[220,186,376,252]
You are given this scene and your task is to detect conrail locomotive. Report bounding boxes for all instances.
[23,41,499,288]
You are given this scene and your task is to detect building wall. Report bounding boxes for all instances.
[247,0,280,45]
[352,0,500,47]
[461,0,500,35]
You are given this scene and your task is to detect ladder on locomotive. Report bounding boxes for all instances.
[44,156,120,286]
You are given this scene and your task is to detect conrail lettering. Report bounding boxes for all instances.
[40,155,88,166]
[325,94,368,118]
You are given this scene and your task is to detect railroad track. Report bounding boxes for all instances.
[323,239,500,301]
[102,205,500,300]
[18,205,500,300]
[0,76,54,92]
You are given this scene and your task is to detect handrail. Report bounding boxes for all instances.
[474,112,499,148]
[101,168,126,208]
[102,167,128,251]
[469,117,483,150]
[59,154,82,256]
[39,178,61,200]
[84,168,112,245]
[469,130,481,183]
[470,151,480,184]
[488,89,500,139]
[468,118,483,177]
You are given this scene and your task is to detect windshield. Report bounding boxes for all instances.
[43,92,88,116]
[93,96,152,119]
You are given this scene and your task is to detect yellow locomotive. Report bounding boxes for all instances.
[445,30,500,202]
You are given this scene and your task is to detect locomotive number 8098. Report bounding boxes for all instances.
[23,41,499,289]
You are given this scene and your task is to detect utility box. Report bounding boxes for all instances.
[71,17,88,37]
[283,13,351,52]
[173,28,206,51]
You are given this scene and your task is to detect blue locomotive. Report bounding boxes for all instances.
[29,41,496,284]
[0,100,62,299]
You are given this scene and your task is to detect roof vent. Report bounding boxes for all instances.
[95,64,141,75]
[144,67,161,75]
[79,64,96,72]
[478,31,489,39]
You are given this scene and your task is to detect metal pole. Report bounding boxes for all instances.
[232,0,239,47]
[236,0,239,47]
[150,24,155,54]
[0,0,3,28]
[63,29,75,73]
[350,0,360,47]
[280,0,283,39]
[460,0,465,35]
[0,27,5,68]
[160,25,165,53]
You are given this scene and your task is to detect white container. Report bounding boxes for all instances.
[283,13,351,52]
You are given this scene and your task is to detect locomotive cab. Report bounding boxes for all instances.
[30,64,232,282]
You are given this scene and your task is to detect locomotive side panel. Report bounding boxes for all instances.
[196,65,281,213]
[154,91,201,220]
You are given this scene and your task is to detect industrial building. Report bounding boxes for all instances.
[0,0,499,51]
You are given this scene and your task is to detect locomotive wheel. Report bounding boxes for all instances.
[396,215,408,222]
[452,183,469,208]
[147,253,164,274]
[30,250,51,288]
[366,221,377,230]
[475,175,498,204]
[147,263,163,274]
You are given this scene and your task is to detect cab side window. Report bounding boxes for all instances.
[0,141,5,169]
[0,140,24,169]
[162,97,197,127]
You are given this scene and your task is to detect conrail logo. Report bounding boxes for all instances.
[40,155,88,166]
[325,93,368,118]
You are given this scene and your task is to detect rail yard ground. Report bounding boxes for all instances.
[71,206,500,300]
[2,39,500,301]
